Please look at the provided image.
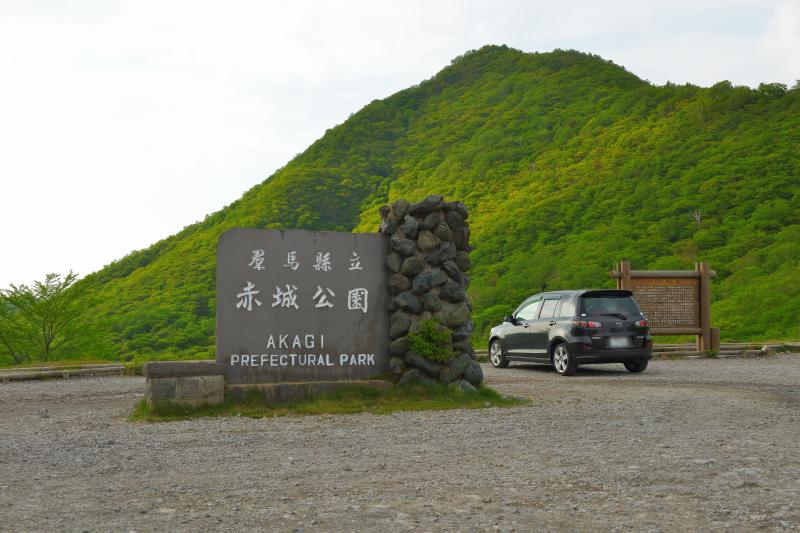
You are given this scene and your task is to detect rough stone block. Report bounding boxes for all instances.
[398,368,436,386]
[390,336,410,356]
[408,195,444,216]
[422,211,443,230]
[433,222,453,242]
[390,232,416,256]
[390,312,412,339]
[389,273,411,294]
[395,291,423,314]
[391,199,410,220]
[435,301,471,328]
[386,253,403,273]
[401,215,420,239]
[463,361,484,386]
[400,255,426,276]
[425,241,456,265]
[389,356,406,376]
[439,353,472,384]
[404,351,443,379]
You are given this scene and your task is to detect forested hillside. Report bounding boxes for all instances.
[11,45,800,364]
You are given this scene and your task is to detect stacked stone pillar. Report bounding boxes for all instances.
[379,195,482,390]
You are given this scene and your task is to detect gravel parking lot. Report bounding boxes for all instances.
[1,354,798,532]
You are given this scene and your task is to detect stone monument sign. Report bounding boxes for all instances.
[216,228,391,385]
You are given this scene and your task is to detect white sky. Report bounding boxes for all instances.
[1,0,798,287]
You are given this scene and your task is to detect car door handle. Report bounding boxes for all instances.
[548,321,556,326]
[523,323,531,328]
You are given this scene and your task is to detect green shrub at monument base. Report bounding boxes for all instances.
[408,319,454,363]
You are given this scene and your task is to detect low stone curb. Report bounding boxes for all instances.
[0,365,126,382]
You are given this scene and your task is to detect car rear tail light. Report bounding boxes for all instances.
[645,339,653,348]
[572,320,601,328]
[635,319,649,327]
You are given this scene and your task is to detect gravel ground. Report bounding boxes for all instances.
[1,355,799,532]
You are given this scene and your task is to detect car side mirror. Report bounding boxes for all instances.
[504,314,515,324]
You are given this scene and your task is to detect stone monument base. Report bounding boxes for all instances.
[144,361,225,408]
[226,380,392,404]
[144,361,393,408]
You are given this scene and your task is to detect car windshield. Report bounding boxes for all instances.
[579,295,641,318]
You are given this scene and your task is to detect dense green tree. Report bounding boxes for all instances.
[0,272,89,363]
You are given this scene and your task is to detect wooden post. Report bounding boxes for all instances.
[710,327,720,351]
[697,262,712,352]
[618,261,631,290]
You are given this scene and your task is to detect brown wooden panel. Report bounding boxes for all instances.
[629,278,700,329]
[650,327,702,335]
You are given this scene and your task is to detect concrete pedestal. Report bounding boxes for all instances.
[144,361,224,407]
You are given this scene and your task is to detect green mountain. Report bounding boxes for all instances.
[21,45,800,364]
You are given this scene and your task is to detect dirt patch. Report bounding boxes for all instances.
[1,355,798,531]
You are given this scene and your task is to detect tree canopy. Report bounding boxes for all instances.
[0,272,94,363]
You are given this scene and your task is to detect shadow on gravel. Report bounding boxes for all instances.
[508,363,635,377]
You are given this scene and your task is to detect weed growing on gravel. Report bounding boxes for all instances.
[130,383,526,422]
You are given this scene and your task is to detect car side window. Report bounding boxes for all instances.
[515,298,541,320]
[539,298,560,318]
[556,297,576,318]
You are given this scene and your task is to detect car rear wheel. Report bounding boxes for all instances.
[624,359,648,373]
[552,343,577,376]
[489,340,509,368]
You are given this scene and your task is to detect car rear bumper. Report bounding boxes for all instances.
[568,342,652,364]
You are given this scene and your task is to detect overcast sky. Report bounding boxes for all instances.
[1,0,798,287]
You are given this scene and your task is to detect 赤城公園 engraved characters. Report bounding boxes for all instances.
[312,286,335,308]
[234,248,375,313]
[272,284,300,309]
[236,281,262,311]
[347,288,368,314]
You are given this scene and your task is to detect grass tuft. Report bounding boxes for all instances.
[130,383,526,422]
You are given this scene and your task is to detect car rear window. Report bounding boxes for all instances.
[579,294,641,317]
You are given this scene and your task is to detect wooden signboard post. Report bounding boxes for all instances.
[611,261,719,351]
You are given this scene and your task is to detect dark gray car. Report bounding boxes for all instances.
[488,289,652,375]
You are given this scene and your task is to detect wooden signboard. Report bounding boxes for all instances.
[611,261,717,351]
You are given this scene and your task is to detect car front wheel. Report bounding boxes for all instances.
[552,343,577,376]
[489,340,509,368]
[624,359,648,373]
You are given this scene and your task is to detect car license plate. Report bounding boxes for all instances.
[608,336,631,349]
